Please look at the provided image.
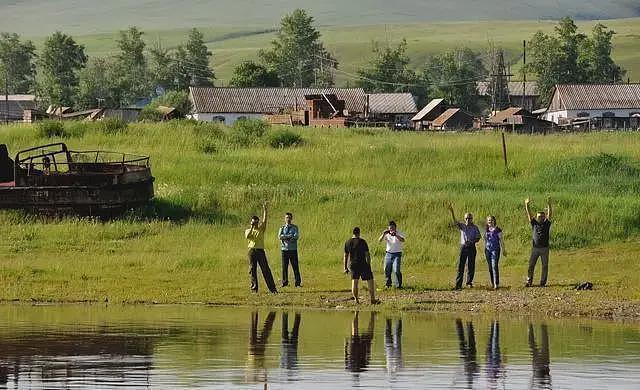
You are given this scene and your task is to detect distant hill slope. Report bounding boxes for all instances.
[1,0,640,35]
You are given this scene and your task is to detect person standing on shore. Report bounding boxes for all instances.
[525,198,553,287]
[343,227,380,304]
[447,203,481,290]
[378,221,405,289]
[484,215,506,290]
[278,212,301,288]
[245,203,277,293]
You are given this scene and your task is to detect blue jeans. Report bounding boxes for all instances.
[384,252,402,287]
[485,248,501,287]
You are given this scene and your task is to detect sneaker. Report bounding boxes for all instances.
[466,282,473,288]
[281,281,289,288]
[295,284,302,288]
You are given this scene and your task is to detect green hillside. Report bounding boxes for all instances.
[24,18,640,88]
[0,121,639,316]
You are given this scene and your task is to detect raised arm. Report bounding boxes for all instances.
[260,202,268,229]
[396,232,406,242]
[546,197,553,221]
[524,198,533,222]
[446,202,457,224]
[378,230,388,242]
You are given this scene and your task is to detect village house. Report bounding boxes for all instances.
[188,87,366,126]
[477,81,540,112]
[0,95,37,122]
[365,92,417,128]
[487,107,554,133]
[542,84,640,129]
[411,98,448,130]
[430,108,474,130]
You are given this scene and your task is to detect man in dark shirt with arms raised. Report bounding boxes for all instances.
[525,197,553,287]
[344,227,380,304]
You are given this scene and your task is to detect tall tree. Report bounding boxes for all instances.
[39,31,87,106]
[259,8,337,87]
[230,61,280,87]
[76,57,119,109]
[423,48,486,113]
[114,26,151,106]
[527,17,624,105]
[356,40,419,93]
[149,42,177,90]
[181,28,215,86]
[0,33,37,94]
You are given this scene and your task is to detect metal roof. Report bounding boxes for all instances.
[487,107,527,124]
[551,84,640,110]
[189,87,367,114]
[411,98,445,121]
[477,81,539,96]
[367,93,417,114]
[432,108,463,127]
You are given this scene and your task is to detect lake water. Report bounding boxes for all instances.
[0,305,638,389]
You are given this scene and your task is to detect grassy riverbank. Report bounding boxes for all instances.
[1,122,639,318]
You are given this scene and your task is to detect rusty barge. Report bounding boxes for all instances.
[0,143,154,215]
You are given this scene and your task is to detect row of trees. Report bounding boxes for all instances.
[0,9,624,113]
[0,27,214,109]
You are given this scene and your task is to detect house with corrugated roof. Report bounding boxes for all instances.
[542,84,640,129]
[188,86,366,126]
[487,107,553,132]
[411,98,448,130]
[365,93,417,127]
[0,95,37,122]
[431,108,474,130]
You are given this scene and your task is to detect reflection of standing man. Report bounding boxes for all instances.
[455,318,479,389]
[485,320,504,390]
[378,221,406,289]
[279,212,301,287]
[246,311,276,385]
[345,311,376,373]
[529,323,552,389]
[280,312,301,371]
[384,317,403,375]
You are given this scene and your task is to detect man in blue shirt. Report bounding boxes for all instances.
[447,203,481,289]
[278,212,301,287]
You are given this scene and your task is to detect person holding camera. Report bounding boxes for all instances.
[447,203,481,290]
[378,221,406,288]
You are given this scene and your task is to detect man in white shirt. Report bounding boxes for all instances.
[378,221,406,288]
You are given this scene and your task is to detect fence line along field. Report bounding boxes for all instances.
[0,121,639,317]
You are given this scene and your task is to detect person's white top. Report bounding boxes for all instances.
[383,231,405,253]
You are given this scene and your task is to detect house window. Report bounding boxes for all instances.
[602,112,616,117]
[577,112,590,117]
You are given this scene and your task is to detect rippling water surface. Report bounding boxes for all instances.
[0,305,638,389]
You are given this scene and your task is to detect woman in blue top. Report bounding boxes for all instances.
[484,216,507,290]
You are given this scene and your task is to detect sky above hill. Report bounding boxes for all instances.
[1,0,639,36]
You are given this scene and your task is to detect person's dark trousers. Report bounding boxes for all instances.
[281,250,301,287]
[456,245,476,289]
[248,248,277,293]
[384,252,403,288]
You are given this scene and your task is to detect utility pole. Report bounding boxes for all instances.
[522,40,527,110]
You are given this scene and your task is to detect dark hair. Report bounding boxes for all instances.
[285,212,293,217]
[388,220,396,227]
[352,227,360,235]
[251,215,259,221]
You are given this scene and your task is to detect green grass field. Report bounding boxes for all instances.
[20,18,640,87]
[0,121,639,317]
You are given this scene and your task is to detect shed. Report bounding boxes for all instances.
[487,107,553,133]
[431,108,474,130]
[0,95,37,122]
[366,93,417,126]
[411,99,447,130]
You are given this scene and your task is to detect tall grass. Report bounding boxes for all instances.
[1,121,640,303]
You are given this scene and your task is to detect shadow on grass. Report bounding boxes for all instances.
[127,198,241,224]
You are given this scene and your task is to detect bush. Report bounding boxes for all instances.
[267,129,303,148]
[138,106,164,122]
[65,121,89,137]
[95,118,128,134]
[36,120,67,138]
[230,118,270,146]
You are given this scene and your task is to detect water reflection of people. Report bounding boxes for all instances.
[455,318,479,389]
[485,320,504,389]
[345,311,375,373]
[280,312,301,371]
[246,311,276,384]
[529,323,552,389]
[384,317,403,375]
